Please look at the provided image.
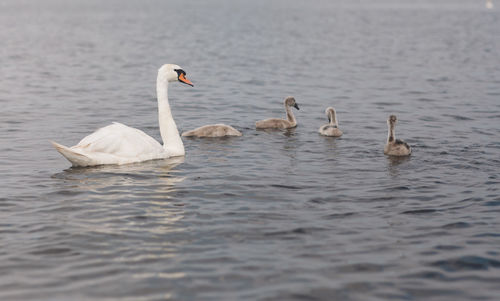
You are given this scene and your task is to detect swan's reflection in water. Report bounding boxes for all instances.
[386,155,411,178]
[50,157,188,282]
[321,134,342,158]
[52,156,185,194]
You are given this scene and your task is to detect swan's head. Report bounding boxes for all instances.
[325,107,335,122]
[158,64,193,87]
[388,115,397,125]
[285,96,299,110]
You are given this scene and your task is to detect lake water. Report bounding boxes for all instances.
[1,0,500,300]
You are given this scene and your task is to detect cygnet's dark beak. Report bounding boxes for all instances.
[293,103,300,110]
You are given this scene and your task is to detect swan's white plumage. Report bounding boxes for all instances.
[76,122,164,157]
[52,64,191,167]
[81,122,164,157]
[52,123,167,166]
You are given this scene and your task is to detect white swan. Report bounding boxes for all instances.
[319,107,343,137]
[384,115,411,156]
[182,124,242,138]
[255,96,299,129]
[52,64,193,167]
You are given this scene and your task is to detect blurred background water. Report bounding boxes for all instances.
[1,0,500,300]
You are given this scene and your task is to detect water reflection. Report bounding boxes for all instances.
[52,156,185,193]
[386,155,411,177]
[321,134,342,158]
[255,127,297,136]
[185,135,241,150]
[283,128,297,137]
[50,156,187,235]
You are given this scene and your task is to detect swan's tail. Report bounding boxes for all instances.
[51,141,92,167]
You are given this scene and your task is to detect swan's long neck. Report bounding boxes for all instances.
[157,76,185,156]
[387,121,395,143]
[329,110,338,127]
[285,104,297,126]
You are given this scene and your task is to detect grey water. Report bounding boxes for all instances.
[1,0,500,300]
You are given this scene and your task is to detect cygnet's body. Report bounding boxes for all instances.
[384,115,411,156]
[182,124,242,138]
[255,96,299,129]
[319,107,343,137]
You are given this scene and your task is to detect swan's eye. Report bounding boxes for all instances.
[174,69,186,78]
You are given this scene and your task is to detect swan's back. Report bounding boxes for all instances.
[319,125,343,137]
[54,122,167,166]
[75,123,164,157]
[182,124,242,137]
[384,139,412,156]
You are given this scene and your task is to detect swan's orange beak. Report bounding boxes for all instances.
[179,73,194,87]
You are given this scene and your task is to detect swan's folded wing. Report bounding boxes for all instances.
[74,122,164,158]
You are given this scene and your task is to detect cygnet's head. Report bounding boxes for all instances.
[158,64,194,86]
[388,115,397,125]
[284,96,299,110]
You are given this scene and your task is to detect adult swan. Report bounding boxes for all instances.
[52,64,193,167]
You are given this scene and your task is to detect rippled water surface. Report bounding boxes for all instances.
[1,0,500,300]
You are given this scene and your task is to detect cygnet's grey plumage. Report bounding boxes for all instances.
[384,115,411,156]
[319,107,343,137]
[255,96,299,129]
[182,124,242,138]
